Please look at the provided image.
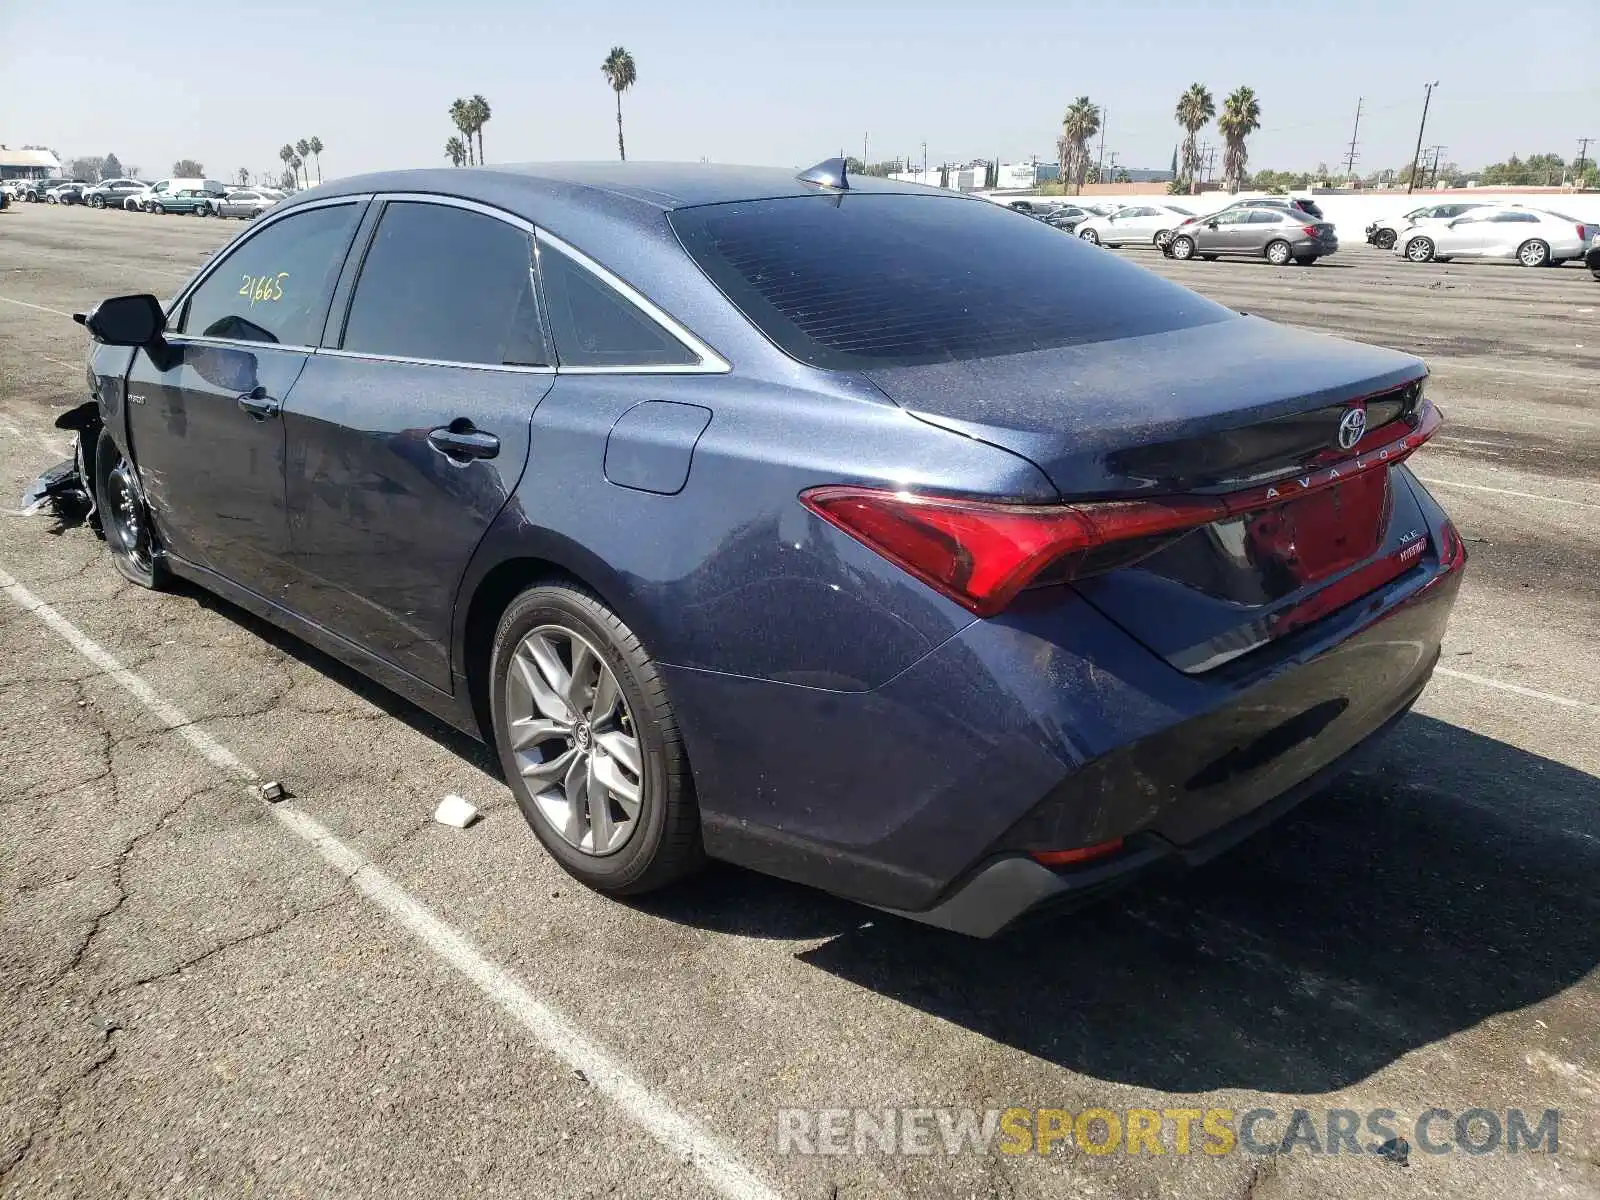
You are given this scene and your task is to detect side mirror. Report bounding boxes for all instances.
[1206,220,1219,229]
[81,294,165,347]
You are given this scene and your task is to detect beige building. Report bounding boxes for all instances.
[0,147,63,181]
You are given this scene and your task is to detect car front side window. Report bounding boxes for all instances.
[178,203,361,346]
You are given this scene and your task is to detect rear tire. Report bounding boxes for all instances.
[489,583,704,897]
[1170,235,1196,260]
[1516,239,1550,267]
[1405,236,1435,263]
[91,431,166,590]
[151,202,165,215]
[1153,229,1172,248]
[1265,240,1293,265]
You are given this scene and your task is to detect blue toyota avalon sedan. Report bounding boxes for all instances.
[69,160,1464,936]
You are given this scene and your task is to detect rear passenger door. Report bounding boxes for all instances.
[281,197,554,691]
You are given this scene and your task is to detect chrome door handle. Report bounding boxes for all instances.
[427,424,500,461]
[237,386,281,420]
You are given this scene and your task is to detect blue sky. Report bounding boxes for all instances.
[3,0,1595,182]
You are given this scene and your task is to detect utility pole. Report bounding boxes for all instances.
[1576,137,1593,186]
[1342,97,1363,183]
[863,134,868,168]
[1096,107,1108,181]
[921,140,928,181]
[1406,81,1439,194]
[1426,146,1448,187]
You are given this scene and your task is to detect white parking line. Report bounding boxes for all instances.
[0,295,72,318]
[1414,475,1600,510]
[1435,667,1599,717]
[0,563,784,1200]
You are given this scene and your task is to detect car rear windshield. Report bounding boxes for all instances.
[669,194,1234,370]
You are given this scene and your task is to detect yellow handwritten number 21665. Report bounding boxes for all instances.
[239,273,289,306]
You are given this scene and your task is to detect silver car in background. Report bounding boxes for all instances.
[214,188,281,219]
[1394,207,1591,267]
[1365,201,1490,249]
[1166,206,1339,265]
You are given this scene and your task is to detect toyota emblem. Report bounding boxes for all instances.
[1336,407,1367,451]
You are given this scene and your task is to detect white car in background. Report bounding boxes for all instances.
[1076,203,1196,248]
[1365,201,1490,250]
[1394,206,1591,267]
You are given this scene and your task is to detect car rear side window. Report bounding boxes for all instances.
[536,241,699,368]
[341,201,550,367]
[179,202,360,346]
[670,193,1233,369]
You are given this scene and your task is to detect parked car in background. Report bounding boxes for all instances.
[1227,196,1325,220]
[1167,206,1339,265]
[1365,201,1490,249]
[1395,207,1589,267]
[1043,204,1094,232]
[20,178,68,202]
[45,181,90,205]
[1587,232,1600,281]
[215,188,281,220]
[64,161,1462,935]
[1076,203,1196,248]
[82,179,148,210]
[139,179,228,214]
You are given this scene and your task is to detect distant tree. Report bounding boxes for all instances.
[279,143,297,184]
[1057,96,1100,194]
[237,167,251,186]
[307,136,324,184]
[601,46,638,161]
[445,136,468,167]
[1169,145,1179,178]
[102,153,123,179]
[279,169,298,192]
[1174,83,1214,193]
[291,154,305,188]
[68,157,106,182]
[449,99,476,166]
[295,139,312,187]
[172,159,204,177]
[1112,166,1131,183]
[1217,86,1262,193]
[468,96,491,165]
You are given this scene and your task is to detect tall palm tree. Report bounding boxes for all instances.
[445,136,468,167]
[469,95,491,165]
[1174,83,1215,193]
[1057,97,1101,194]
[1217,87,1262,193]
[278,144,296,189]
[237,167,250,186]
[449,98,475,165]
[295,139,312,187]
[601,46,637,161]
[291,154,305,189]
[307,136,324,184]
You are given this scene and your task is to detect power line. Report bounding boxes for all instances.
[1342,97,1363,182]
[1407,81,1439,194]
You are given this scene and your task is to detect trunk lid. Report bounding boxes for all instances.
[865,317,1436,673]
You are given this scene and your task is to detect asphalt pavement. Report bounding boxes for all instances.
[1,202,1596,1199]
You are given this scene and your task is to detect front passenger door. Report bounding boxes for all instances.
[123,200,364,595]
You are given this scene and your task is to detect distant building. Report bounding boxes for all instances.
[0,147,62,180]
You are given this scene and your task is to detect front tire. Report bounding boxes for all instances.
[1078,228,1100,245]
[91,431,165,590]
[194,201,211,217]
[90,195,105,209]
[1374,229,1397,250]
[489,583,703,896]
[1405,236,1435,263]
[1517,239,1550,268]
[1265,239,1293,265]
[1170,235,1196,260]
[1153,229,1172,248]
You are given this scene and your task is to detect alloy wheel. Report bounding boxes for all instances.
[1406,239,1433,262]
[1267,240,1292,265]
[505,626,643,856]
[1079,229,1099,244]
[1518,240,1548,268]
[105,459,154,575]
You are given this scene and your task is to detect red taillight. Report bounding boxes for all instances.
[803,400,1442,618]
[800,487,1227,617]
[1303,225,1319,237]
[1032,838,1125,868]
[1578,224,1587,243]
[1437,518,1467,572]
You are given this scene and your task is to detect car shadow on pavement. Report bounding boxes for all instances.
[648,713,1600,1094]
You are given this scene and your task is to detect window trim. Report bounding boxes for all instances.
[168,194,372,352]
[534,228,730,375]
[325,193,557,374]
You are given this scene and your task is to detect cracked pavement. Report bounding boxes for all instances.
[1,202,1597,1199]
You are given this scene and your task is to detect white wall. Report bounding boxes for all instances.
[1188,191,1600,242]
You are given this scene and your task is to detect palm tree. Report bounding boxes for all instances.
[278,144,296,189]
[295,139,312,187]
[237,167,250,186]
[307,136,323,184]
[1057,97,1101,194]
[469,95,491,165]
[601,46,637,161]
[1175,83,1215,193]
[445,136,468,167]
[1217,87,1262,193]
[290,154,305,189]
[449,99,475,166]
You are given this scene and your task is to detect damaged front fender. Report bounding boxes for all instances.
[20,402,103,530]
